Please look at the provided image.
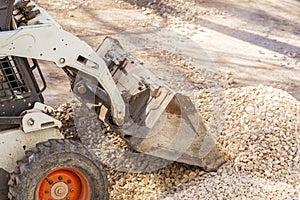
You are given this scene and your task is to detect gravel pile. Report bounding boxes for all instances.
[219,86,299,186]
[53,85,299,199]
[36,0,94,10]
[115,0,228,29]
[116,0,198,18]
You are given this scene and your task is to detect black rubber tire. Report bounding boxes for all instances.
[8,139,109,200]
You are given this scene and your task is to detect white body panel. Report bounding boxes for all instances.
[0,127,63,172]
[0,103,63,172]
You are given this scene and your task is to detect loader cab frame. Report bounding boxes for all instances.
[0,57,46,130]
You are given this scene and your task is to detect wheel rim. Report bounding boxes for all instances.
[38,168,90,200]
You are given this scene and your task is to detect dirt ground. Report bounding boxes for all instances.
[34,0,300,106]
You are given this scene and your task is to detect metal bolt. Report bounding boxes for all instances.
[67,179,71,184]
[58,176,62,180]
[70,188,75,193]
[27,118,35,126]
[56,188,63,194]
[59,58,65,64]
[77,84,87,94]
[48,180,53,185]
[45,189,49,194]
[66,197,70,200]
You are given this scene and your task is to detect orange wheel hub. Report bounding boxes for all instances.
[38,168,90,200]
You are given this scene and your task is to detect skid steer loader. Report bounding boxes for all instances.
[0,0,224,199]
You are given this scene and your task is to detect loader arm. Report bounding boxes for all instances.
[0,2,125,125]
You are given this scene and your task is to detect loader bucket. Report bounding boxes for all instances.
[96,37,224,171]
[119,93,224,171]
